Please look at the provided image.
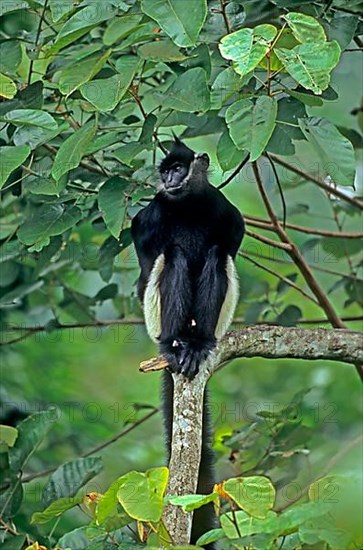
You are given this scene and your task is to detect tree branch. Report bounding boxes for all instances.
[266,154,363,211]
[141,324,362,544]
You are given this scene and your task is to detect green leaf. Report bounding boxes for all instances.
[0,82,43,117]
[98,230,132,282]
[49,0,74,22]
[117,467,169,522]
[42,457,103,507]
[31,495,83,525]
[48,4,116,54]
[282,12,326,43]
[0,74,17,99]
[160,68,210,112]
[267,97,305,156]
[1,109,58,129]
[104,14,143,45]
[80,56,139,111]
[0,145,30,188]
[275,41,341,95]
[224,476,275,518]
[141,0,207,47]
[138,40,188,61]
[219,25,277,78]
[226,96,277,160]
[13,121,67,150]
[98,177,129,238]
[221,510,279,538]
[168,492,218,512]
[59,50,111,96]
[329,12,359,50]
[298,117,356,186]
[0,41,22,75]
[0,535,26,550]
[24,175,65,196]
[285,88,323,106]
[9,411,56,472]
[276,305,302,326]
[0,425,18,447]
[18,204,82,251]
[196,529,224,546]
[51,120,96,180]
[0,281,44,307]
[217,129,247,171]
[211,67,247,110]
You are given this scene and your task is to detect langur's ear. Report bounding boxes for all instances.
[195,153,210,169]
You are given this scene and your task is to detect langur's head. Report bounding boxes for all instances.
[159,136,210,199]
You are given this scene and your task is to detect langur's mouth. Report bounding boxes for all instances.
[166,185,183,195]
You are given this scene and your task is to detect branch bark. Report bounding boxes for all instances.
[141,325,362,545]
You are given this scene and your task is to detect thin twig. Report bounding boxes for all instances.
[245,214,363,239]
[239,251,319,305]
[266,154,363,210]
[252,161,363,381]
[218,154,250,189]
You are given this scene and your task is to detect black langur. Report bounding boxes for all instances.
[131,137,245,545]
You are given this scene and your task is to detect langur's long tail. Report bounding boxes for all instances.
[162,370,216,549]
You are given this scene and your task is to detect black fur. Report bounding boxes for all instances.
[131,138,245,546]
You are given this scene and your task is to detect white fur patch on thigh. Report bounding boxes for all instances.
[215,255,239,340]
[143,254,165,342]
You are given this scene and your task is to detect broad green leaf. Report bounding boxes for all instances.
[1,535,26,550]
[0,41,22,75]
[51,120,96,180]
[0,145,31,188]
[2,109,57,129]
[96,477,129,524]
[219,25,277,78]
[168,492,218,512]
[0,473,23,520]
[221,510,279,538]
[98,230,132,282]
[98,177,130,238]
[0,82,43,117]
[276,305,302,326]
[117,467,169,522]
[18,204,82,250]
[141,0,207,47]
[103,14,143,45]
[275,41,341,94]
[0,281,44,307]
[113,142,145,167]
[160,68,210,112]
[24,175,65,196]
[0,2,27,15]
[80,57,139,111]
[283,12,326,43]
[9,411,56,471]
[285,88,323,106]
[0,74,17,99]
[42,457,103,507]
[308,475,345,503]
[59,50,111,96]
[31,495,83,525]
[298,117,355,186]
[224,476,275,518]
[48,4,116,54]
[226,96,277,160]
[138,40,188,61]
[0,425,18,447]
[49,0,74,22]
[329,12,359,50]
[267,97,305,156]
[13,121,67,150]
[217,129,247,171]
[211,68,248,110]
[196,529,225,546]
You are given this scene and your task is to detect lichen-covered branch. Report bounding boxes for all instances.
[141,325,362,546]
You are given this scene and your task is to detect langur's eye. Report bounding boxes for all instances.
[174,165,181,172]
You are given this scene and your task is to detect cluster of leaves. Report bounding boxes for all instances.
[0,0,362,335]
[2,401,362,549]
